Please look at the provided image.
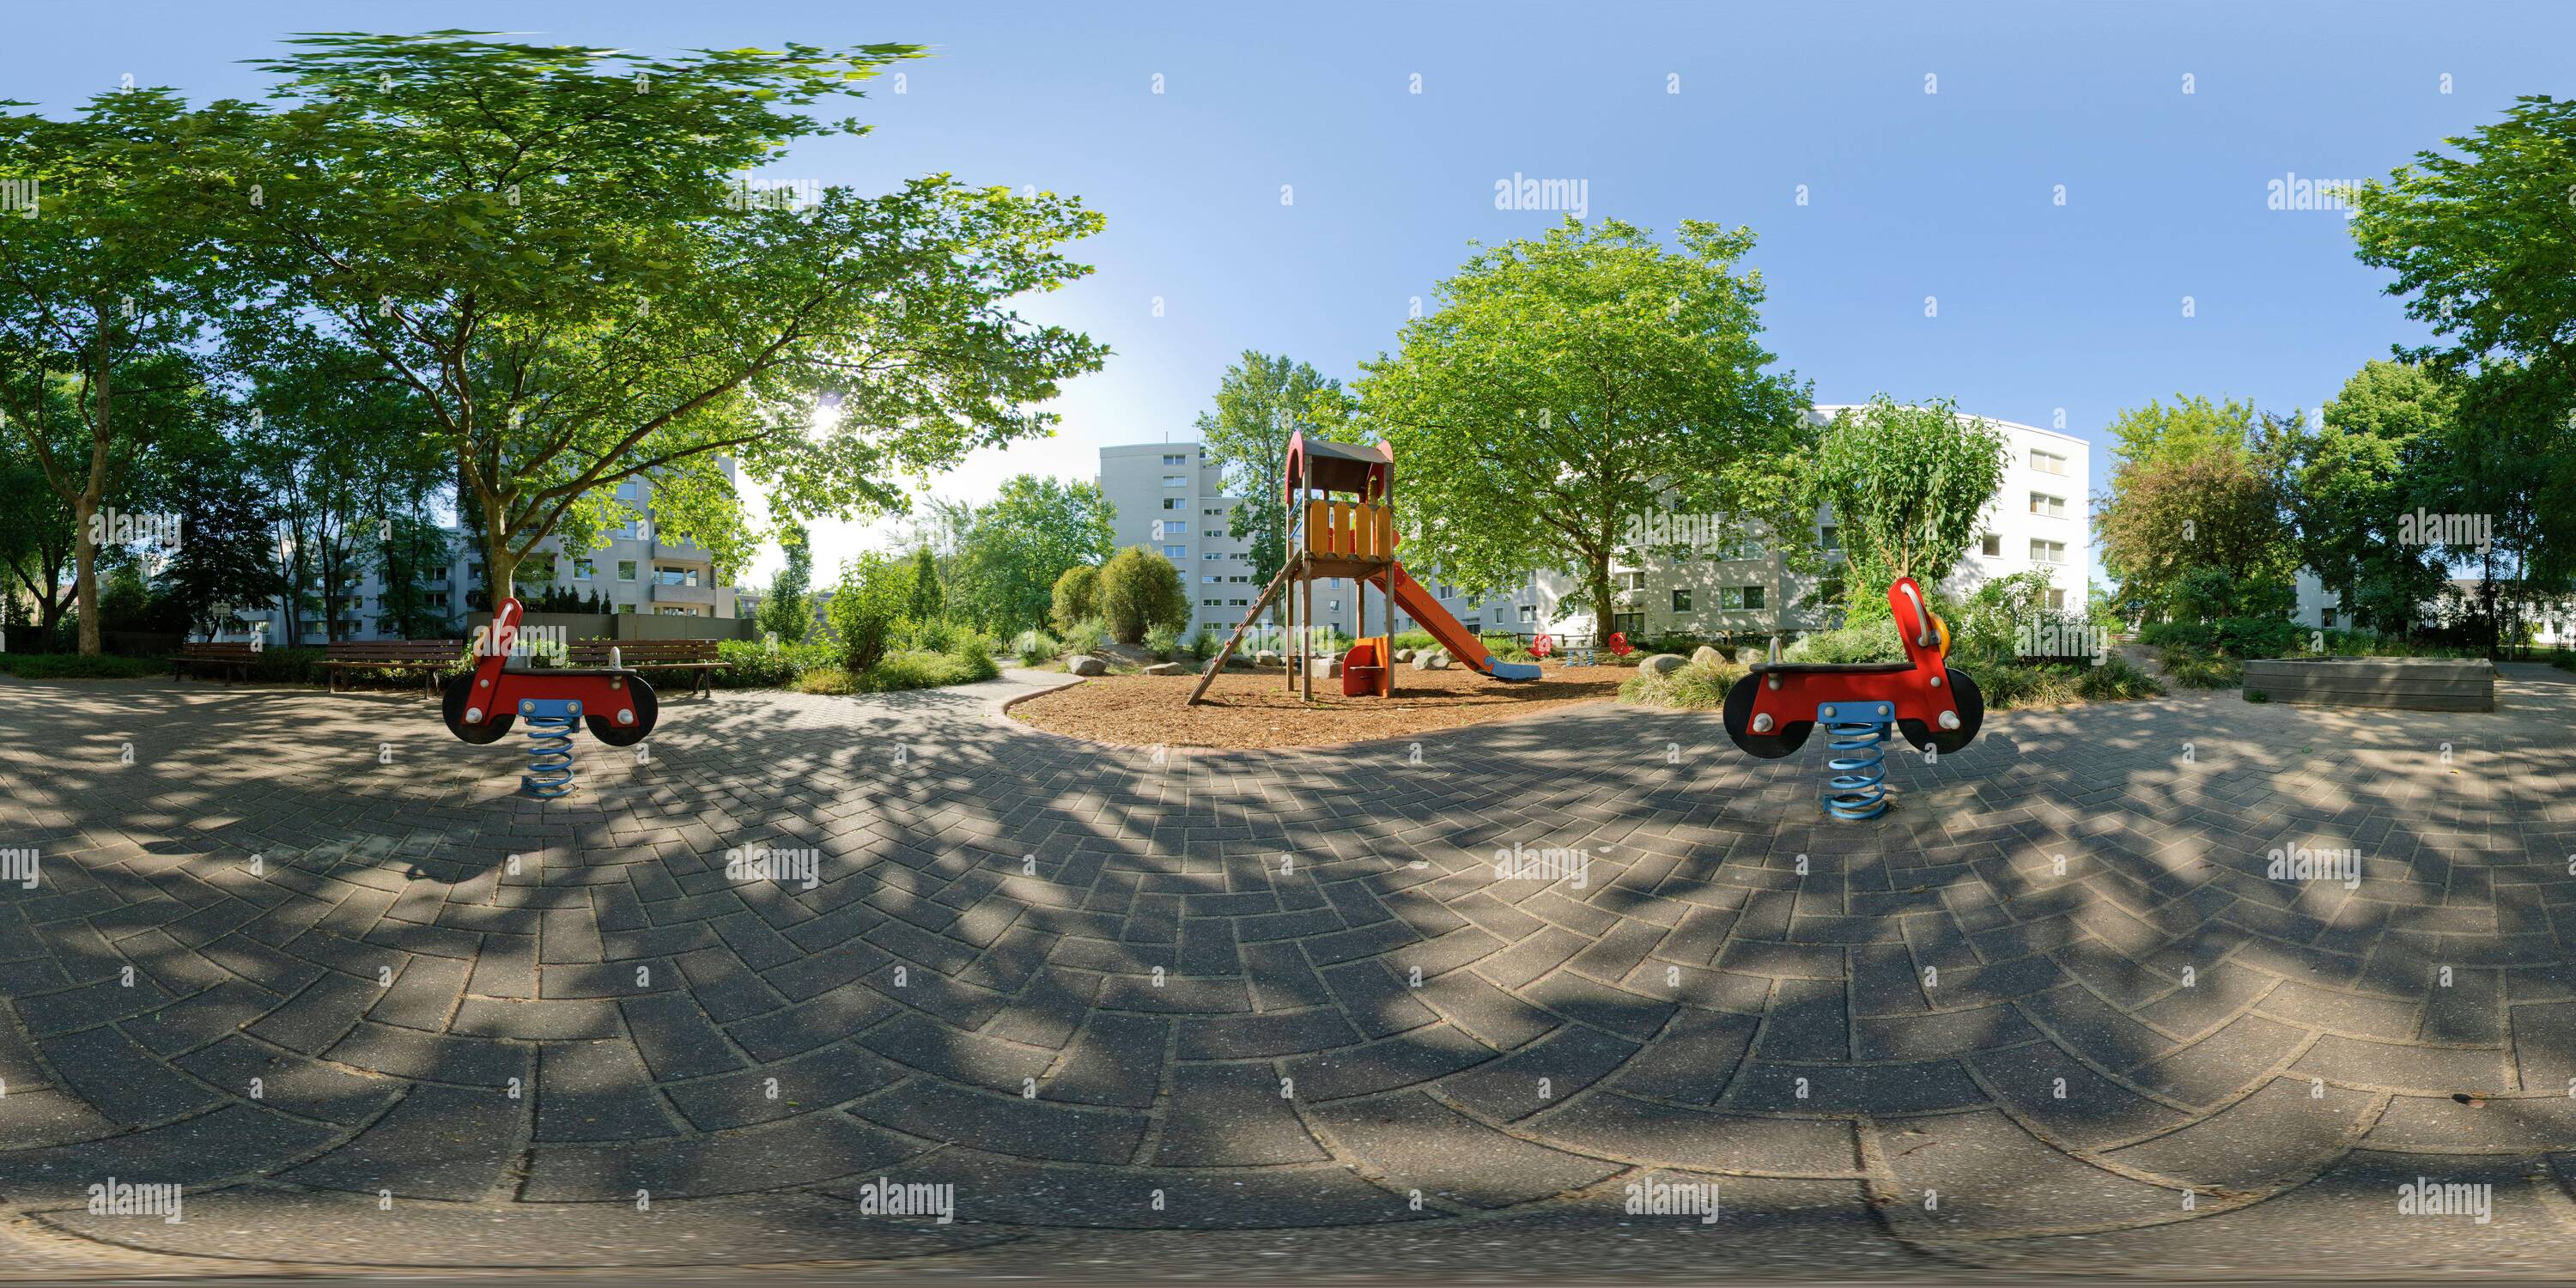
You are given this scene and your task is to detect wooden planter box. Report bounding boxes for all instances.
[2241,657,2494,712]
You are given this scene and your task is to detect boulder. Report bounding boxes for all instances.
[1144,661,1188,676]
[1393,648,1414,663]
[1254,650,1280,666]
[1223,653,1255,668]
[1412,650,1450,671]
[1067,655,1108,677]
[1641,653,1686,677]
[1690,645,1728,669]
[1309,657,1341,679]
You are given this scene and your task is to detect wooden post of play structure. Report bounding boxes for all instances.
[1301,570,1315,702]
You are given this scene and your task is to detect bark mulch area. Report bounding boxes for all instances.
[1006,664,1631,750]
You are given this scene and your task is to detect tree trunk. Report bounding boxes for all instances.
[71,494,100,654]
[1588,554,1614,648]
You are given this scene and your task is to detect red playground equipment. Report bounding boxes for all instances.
[1717,576,1983,820]
[440,597,659,798]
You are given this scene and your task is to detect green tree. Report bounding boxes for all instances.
[756,523,815,643]
[2093,398,2299,621]
[148,431,281,640]
[1196,352,1339,600]
[0,404,81,644]
[220,33,1109,599]
[1050,563,1101,631]
[1097,545,1186,644]
[0,89,242,653]
[1809,396,2008,622]
[2348,95,2576,593]
[824,551,910,672]
[2290,361,2455,635]
[946,475,1115,635]
[906,545,944,623]
[1332,217,1812,631]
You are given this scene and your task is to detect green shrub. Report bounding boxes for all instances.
[242,647,330,684]
[1618,658,1749,708]
[1144,624,1180,661]
[858,641,1000,693]
[714,640,838,688]
[1097,546,1188,644]
[1013,629,1062,666]
[2160,647,2243,689]
[1973,662,2083,710]
[902,617,963,654]
[826,552,912,672]
[1478,632,1533,662]
[0,653,172,679]
[2137,620,2215,651]
[1188,623,1220,659]
[1784,617,1904,663]
[2212,616,2300,659]
[1050,565,1102,631]
[793,666,858,695]
[2244,690,2270,702]
[2075,653,2162,702]
[1061,617,1110,656]
[1392,629,1439,653]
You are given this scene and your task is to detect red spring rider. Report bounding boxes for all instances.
[1718,576,1983,820]
[441,598,659,798]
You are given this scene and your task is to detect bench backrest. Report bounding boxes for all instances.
[177,642,257,660]
[324,640,464,661]
[568,638,723,663]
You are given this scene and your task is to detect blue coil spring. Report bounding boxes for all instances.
[1821,720,1888,820]
[520,712,578,799]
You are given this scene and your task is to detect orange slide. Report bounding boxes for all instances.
[1383,562,1541,682]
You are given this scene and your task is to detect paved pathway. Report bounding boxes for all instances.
[2,664,2573,1279]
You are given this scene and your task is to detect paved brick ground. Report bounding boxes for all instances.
[1,664,2573,1278]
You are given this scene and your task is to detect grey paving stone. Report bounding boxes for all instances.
[1309,1090,1622,1208]
[1157,1060,1325,1165]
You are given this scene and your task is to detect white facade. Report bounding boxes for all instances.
[1097,407,2092,646]
[229,464,741,641]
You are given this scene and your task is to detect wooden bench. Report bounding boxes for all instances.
[173,642,256,683]
[568,638,726,697]
[319,639,465,697]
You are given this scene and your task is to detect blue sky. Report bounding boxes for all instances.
[9,1,2568,582]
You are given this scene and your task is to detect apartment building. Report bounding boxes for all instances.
[229,463,741,641]
[1098,407,2092,645]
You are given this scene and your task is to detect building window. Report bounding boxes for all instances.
[1163,453,1188,466]
[2031,448,2068,476]
[617,480,637,501]
[1163,497,1182,510]
[1163,544,1187,560]
[2029,492,2067,519]
[1204,507,1223,516]
[1674,589,1693,612]
[1744,586,1765,611]
[1163,474,1187,488]
[1820,526,1841,551]
[2321,607,2336,628]
[617,602,636,614]
[2046,588,2066,611]
[1329,599,1341,611]
[574,558,595,580]
[1981,533,2002,558]
[1522,604,1539,622]
[654,565,699,586]
[1204,598,1224,607]
[1624,571,1647,591]
[617,560,638,581]
[1204,574,1222,585]
[1206,552,1222,561]
[2029,539,2066,565]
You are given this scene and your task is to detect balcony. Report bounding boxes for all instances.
[651,581,714,606]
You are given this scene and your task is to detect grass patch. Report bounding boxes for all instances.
[2158,646,2244,690]
[1619,659,1749,709]
[855,644,1001,694]
[0,653,172,679]
[792,666,859,695]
